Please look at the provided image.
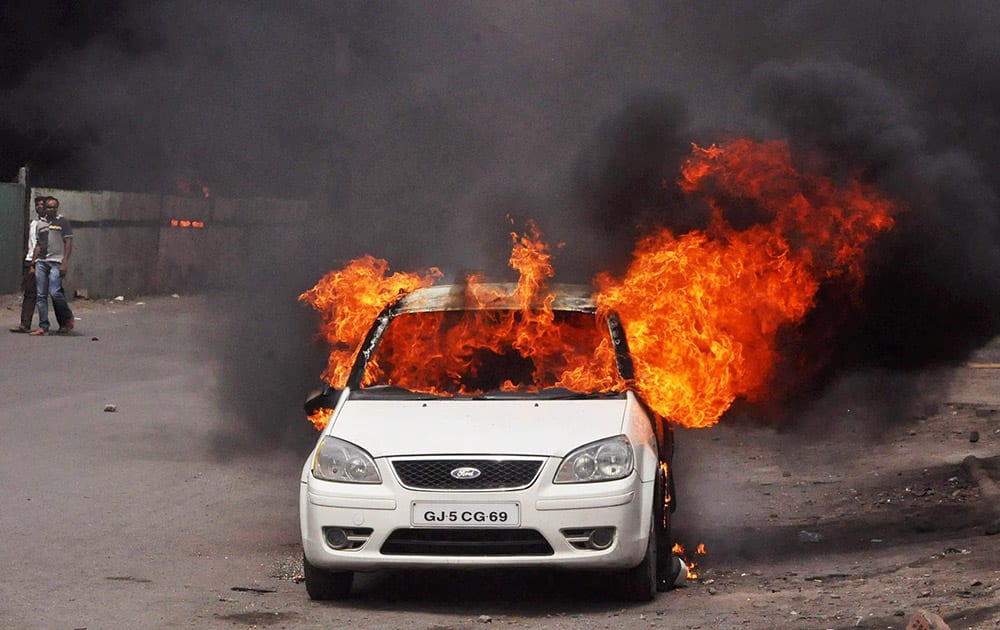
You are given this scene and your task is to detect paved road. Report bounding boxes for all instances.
[0,295,306,628]
[2,294,997,629]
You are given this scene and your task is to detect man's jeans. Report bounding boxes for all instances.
[35,260,73,332]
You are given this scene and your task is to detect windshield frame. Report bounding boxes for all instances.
[343,286,635,394]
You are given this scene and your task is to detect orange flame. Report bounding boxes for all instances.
[361,223,622,396]
[672,542,706,580]
[300,139,902,430]
[308,407,334,431]
[298,223,623,408]
[169,218,205,228]
[596,139,900,428]
[298,256,442,389]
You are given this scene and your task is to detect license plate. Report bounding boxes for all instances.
[411,502,520,527]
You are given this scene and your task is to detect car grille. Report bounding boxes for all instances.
[391,458,544,490]
[380,528,554,556]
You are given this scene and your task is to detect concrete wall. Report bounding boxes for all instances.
[0,181,27,293]
[29,187,309,298]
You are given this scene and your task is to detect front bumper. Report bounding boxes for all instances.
[301,456,653,572]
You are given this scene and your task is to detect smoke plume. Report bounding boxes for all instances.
[3,2,999,449]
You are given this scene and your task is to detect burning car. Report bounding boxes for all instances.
[299,282,681,601]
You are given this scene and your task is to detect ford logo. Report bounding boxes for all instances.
[450,467,482,480]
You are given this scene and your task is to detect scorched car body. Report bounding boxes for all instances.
[299,283,679,601]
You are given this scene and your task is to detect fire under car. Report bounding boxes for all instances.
[299,282,681,601]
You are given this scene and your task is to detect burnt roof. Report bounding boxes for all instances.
[394,283,597,314]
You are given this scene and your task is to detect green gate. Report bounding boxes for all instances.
[0,181,27,293]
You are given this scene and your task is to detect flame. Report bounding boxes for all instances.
[660,461,672,525]
[361,224,622,396]
[299,223,623,408]
[596,139,900,428]
[298,255,441,389]
[301,139,901,430]
[308,407,333,431]
[169,218,205,228]
[672,542,706,580]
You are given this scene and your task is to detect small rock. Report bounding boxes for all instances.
[798,530,823,543]
[114,296,125,301]
[707,587,717,595]
[104,404,117,412]
[74,288,89,299]
[917,590,931,598]
[477,615,492,623]
[969,430,979,443]
[91,337,99,341]
[171,294,180,298]
[906,608,950,629]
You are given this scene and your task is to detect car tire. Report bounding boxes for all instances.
[654,468,679,592]
[620,512,657,601]
[303,555,353,600]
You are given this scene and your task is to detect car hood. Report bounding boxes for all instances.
[327,398,629,458]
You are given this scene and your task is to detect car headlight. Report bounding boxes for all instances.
[554,435,634,483]
[312,436,381,484]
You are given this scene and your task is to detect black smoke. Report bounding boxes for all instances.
[565,4,1000,428]
[3,2,999,447]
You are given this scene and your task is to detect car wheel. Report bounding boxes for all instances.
[654,468,679,592]
[303,555,353,600]
[620,511,657,601]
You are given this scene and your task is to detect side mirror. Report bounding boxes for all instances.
[304,386,341,415]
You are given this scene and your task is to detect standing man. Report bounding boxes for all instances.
[31,196,75,335]
[9,196,46,333]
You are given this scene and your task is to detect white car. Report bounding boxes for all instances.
[300,283,680,601]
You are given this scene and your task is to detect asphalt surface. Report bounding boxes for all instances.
[0,295,305,628]
[1,294,998,629]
